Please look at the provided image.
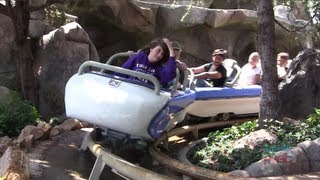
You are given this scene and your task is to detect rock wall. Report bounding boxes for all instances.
[76,0,309,67]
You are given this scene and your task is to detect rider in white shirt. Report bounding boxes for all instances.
[238,52,261,86]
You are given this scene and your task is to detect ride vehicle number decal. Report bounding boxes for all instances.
[108,79,121,87]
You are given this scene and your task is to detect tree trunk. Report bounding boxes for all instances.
[257,0,279,127]
[12,1,37,105]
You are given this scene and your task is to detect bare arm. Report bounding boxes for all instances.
[163,38,175,57]
[190,65,206,74]
[194,71,222,79]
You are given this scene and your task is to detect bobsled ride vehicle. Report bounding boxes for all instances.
[65,52,196,141]
[185,59,262,121]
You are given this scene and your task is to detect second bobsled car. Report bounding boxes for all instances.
[186,59,261,120]
[65,52,196,140]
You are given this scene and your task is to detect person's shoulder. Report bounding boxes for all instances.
[131,50,148,60]
[219,64,227,75]
[241,63,250,70]
[203,62,212,67]
[255,66,262,72]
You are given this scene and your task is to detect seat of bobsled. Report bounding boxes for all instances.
[223,59,241,87]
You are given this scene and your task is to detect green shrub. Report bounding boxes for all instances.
[0,92,39,136]
[189,110,320,172]
[49,117,64,126]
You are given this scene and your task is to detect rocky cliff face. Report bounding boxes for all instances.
[75,0,309,67]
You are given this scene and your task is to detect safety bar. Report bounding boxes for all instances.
[171,69,180,91]
[78,61,161,95]
[83,130,172,180]
[185,69,195,90]
[102,51,182,93]
[105,51,135,65]
[225,63,241,87]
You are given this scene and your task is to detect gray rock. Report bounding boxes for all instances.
[36,22,99,118]
[228,170,251,177]
[298,138,320,171]
[245,157,283,177]
[0,146,29,179]
[279,49,320,120]
[272,146,309,175]
[233,129,277,149]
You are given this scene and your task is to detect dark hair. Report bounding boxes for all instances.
[141,38,169,65]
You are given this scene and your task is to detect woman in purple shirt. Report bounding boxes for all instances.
[120,38,177,86]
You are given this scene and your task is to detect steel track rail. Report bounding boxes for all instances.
[149,119,249,180]
[83,129,173,180]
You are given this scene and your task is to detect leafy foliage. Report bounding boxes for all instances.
[0,92,39,136]
[189,110,320,172]
[49,117,64,127]
[45,4,67,27]
[188,120,258,171]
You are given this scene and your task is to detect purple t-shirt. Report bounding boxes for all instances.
[120,51,177,86]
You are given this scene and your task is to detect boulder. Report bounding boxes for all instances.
[228,170,251,177]
[272,146,309,175]
[298,138,320,171]
[0,136,12,156]
[0,147,29,180]
[245,157,283,177]
[36,22,99,118]
[233,129,278,149]
[279,49,320,119]
[58,118,83,131]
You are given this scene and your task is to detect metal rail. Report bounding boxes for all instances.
[81,129,172,180]
[150,119,250,180]
[77,61,161,95]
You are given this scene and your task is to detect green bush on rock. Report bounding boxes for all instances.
[189,109,320,172]
[0,92,39,136]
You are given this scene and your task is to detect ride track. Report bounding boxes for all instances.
[82,118,250,180]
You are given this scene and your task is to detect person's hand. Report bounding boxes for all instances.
[163,38,175,57]
[163,38,172,47]
[177,61,188,71]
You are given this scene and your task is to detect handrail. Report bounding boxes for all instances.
[105,51,135,65]
[77,61,161,95]
[85,130,172,180]
[171,68,180,91]
[186,68,196,90]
